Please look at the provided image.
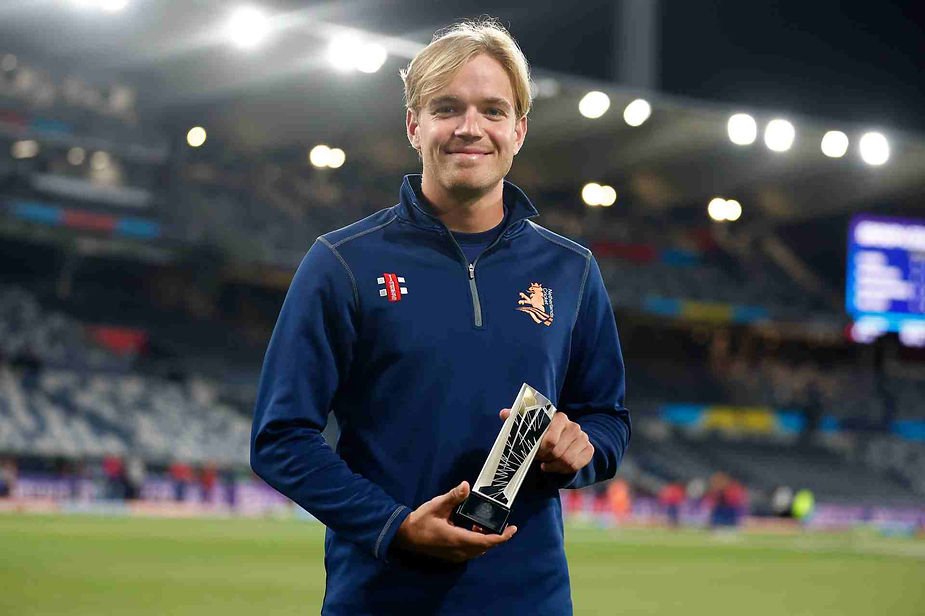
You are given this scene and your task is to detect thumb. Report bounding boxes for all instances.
[432,481,470,514]
[499,408,511,420]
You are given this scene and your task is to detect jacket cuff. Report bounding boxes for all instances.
[373,505,412,563]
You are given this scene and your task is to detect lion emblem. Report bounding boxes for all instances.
[516,282,554,326]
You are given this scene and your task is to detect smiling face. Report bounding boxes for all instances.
[407,54,528,201]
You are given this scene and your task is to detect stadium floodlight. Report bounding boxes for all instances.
[226,6,270,50]
[727,113,757,145]
[67,147,86,165]
[578,91,610,119]
[859,131,889,166]
[11,140,39,159]
[764,119,795,152]
[186,126,207,148]
[820,130,848,158]
[356,43,387,74]
[581,183,616,207]
[326,35,388,74]
[708,197,742,222]
[821,130,848,158]
[725,199,742,221]
[327,35,359,72]
[622,98,651,127]
[581,182,604,206]
[327,148,346,168]
[90,150,111,170]
[707,197,727,221]
[309,145,331,168]
[99,0,128,11]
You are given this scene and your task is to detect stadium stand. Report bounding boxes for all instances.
[629,432,921,506]
[0,363,248,465]
[0,284,130,369]
[0,49,922,518]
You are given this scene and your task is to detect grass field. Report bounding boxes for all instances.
[2,514,923,615]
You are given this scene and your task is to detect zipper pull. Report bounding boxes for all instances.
[468,263,475,279]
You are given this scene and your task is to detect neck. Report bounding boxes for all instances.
[420,173,505,233]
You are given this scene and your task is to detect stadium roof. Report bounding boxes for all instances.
[2,0,924,227]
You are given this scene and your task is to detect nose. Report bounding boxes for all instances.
[455,106,484,140]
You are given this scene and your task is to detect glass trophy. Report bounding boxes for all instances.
[453,383,557,534]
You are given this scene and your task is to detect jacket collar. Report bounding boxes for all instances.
[396,174,539,237]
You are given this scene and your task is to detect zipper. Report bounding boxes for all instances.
[443,227,511,328]
[467,263,482,327]
[442,231,483,327]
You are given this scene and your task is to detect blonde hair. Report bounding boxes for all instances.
[400,18,532,119]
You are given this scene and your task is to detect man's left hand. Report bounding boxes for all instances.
[499,408,594,475]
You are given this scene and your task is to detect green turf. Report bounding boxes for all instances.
[1,514,923,615]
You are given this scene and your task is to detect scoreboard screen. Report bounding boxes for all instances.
[847,214,925,341]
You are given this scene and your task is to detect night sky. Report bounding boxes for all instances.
[658,1,925,132]
[364,0,925,132]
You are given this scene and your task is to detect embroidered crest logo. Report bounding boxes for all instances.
[377,273,407,302]
[516,282,554,326]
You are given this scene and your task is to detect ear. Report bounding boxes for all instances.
[406,108,421,151]
[513,114,528,155]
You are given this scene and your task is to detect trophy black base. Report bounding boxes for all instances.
[452,490,510,535]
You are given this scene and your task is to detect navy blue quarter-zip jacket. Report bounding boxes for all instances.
[251,175,631,615]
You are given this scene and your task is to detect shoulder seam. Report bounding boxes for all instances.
[317,237,359,307]
[573,253,592,330]
[527,220,591,258]
[525,221,592,331]
[330,213,398,248]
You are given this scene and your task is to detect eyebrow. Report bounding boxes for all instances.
[428,95,513,111]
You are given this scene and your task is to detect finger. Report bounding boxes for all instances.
[483,524,518,546]
[548,425,583,462]
[430,481,470,515]
[446,523,517,549]
[537,414,568,458]
[465,524,517,550]
[537,416,576,462]
[542,443,593,474]
[499,408,511,420]
[564,441,593,471]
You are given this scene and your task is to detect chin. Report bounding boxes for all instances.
[444,169,500,194]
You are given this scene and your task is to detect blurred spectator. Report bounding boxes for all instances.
[0,457,17,497]
[200,462,218,504]
[658,482,686,527]
[102,454,125,500]
[606,479,632,522]
[791,488,815,524]
[708,472,747,529]
[125,456,146,501]
[169,461,194,502]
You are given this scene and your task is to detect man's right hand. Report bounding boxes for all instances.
[393,481,517,563]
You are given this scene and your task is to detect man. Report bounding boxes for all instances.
[251,19,630,614]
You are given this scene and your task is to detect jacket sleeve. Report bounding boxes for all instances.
[250,238,410,561]
[554,254,631,489]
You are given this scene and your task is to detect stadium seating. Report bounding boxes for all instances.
[0,285,129,369]
[0,363,249,465]
[630,431,922,506]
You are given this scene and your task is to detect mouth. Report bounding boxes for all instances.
[446,150,492,160]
